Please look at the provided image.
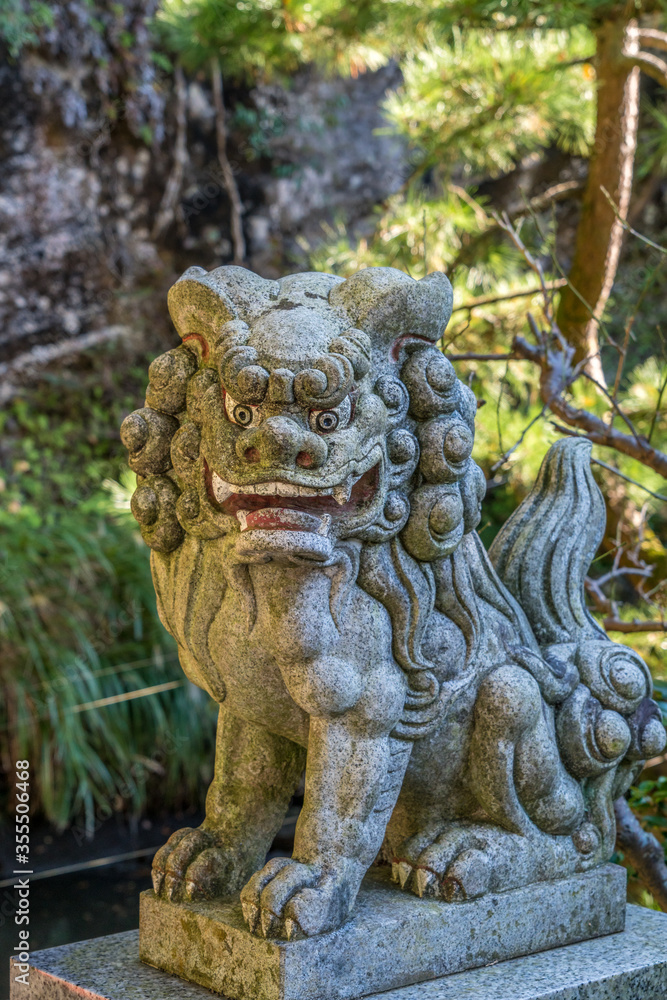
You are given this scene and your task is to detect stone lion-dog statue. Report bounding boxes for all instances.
[121,264,665,941]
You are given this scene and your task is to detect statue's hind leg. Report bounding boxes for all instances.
[393,663,590,901]
[470,663,584,837]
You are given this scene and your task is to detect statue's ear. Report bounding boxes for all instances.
[328,267,453,360]
[167,265,279,361]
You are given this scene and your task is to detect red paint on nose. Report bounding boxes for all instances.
[244,447,260,463]
[296,451,314,468]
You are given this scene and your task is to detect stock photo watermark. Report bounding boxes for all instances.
[10,761,32,988]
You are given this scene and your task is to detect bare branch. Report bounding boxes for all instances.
[600,186,667,254]
[476,212,667,478]
[152,65,188,240]
[448,352,516,362]
[585,576,613,615]
[489,407,547,475]
[637,27,667,52]
[604,618,667,633]
[581,371,642,441]
[595,566,654,587]
[512,180,583,216]
[0,326,130,405]
[590,457,667,503]
[615,797,667,910]
[629,48,667,87]
[211,59,246,264]
[512,336,667,477]
[451,280,566,315]
[648,364,667,445]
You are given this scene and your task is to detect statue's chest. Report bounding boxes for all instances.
[206,561,394,742]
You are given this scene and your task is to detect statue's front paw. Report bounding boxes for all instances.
[151,827,236,902]
[240,858,352,940]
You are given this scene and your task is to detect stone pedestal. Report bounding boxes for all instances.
[138,865,626,1000]
[9,902,667,1000]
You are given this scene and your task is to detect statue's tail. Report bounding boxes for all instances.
[488,438,606,646]
[489,438,665,832]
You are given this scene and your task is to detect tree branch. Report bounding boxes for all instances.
[470,212,667,478]
[615,797,667,910]
[590,457,667,503]
[627,49,667,87]
[637,27,667,52]
[152,65,188,240]
[512,336,667,476]
[211,59,246,265]
[451,280,566,315]
[448,352,516,361]
[604,618,667,633]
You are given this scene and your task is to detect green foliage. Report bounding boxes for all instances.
[637,101,667,181]
[0,0,53,57]
[427,0,664,31]
[233,103,287,160]
[385,28,595,179]
[155,0,391,80]
[0,354,215,831]
[629,776,667,831]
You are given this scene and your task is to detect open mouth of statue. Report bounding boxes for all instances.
[204,461,379,533]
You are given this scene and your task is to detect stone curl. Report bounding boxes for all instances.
[293,353,355,409]
[392,344,485,564]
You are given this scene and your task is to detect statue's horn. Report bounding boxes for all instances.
[167,265,279,361]
[328,267,453,358]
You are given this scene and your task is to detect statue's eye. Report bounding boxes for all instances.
[309,396,351,434]
[224,393,260,428]
[315,411,338,433]
[233,405,254,427]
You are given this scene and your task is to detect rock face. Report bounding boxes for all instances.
[0,0,167,375]
[0,5,406,389]
[122,263,665,970]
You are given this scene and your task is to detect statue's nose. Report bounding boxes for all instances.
[235,416,327,469]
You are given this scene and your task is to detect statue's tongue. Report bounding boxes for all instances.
[237,507,331,535]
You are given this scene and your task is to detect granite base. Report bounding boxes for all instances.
[8,903,667,1000]
[138,865,626,1000]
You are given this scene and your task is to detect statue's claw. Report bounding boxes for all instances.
[240,859,351,940]
[151,827,240,902]
[415,868,436,899]
[260,908,280,939]
[284,917,303,942]
[241,900,260,932]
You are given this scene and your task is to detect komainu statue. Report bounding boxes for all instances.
[122,265,665,942]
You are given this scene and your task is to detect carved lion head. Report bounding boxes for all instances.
[122,265,486,564]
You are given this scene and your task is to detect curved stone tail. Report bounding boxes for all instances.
[488,438,606,646]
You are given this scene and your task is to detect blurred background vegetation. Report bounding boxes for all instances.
[1,0,666,915]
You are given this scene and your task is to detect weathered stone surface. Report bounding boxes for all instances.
[10,902,667,1000]
[119,262,666,997]
[139,865,627,1000]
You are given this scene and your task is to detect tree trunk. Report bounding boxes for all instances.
[556,14,640,381]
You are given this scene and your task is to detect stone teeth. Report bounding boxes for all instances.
[213,476,337,499]
[276,482,301,496]
[332,476,354,505]
[317,514,332,536]
[211,472,233,502]
[236,510,249,531]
